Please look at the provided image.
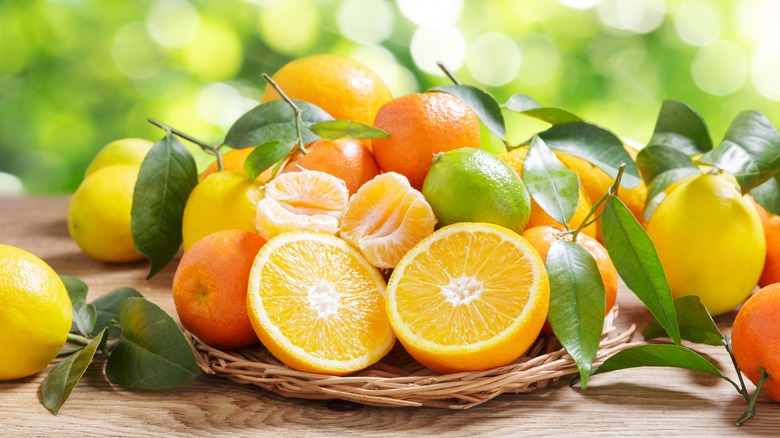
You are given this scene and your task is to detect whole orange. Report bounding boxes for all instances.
[731,283,780,402]
[281,138,380,195]
[759,216,780,287]
[260,54,392,127]
[172,229,266,350]
[200,148,276,183]
[522,225,618,334]
[372,92,481,189]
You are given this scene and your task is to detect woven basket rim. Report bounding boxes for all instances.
[187,306,637,409]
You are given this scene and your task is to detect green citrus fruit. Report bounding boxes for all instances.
[68,164,144,263]
[0,244,72,380]
[85,138,153,177]
[181,170,263,251]
[647,173,766,316]
[422,147,531,233]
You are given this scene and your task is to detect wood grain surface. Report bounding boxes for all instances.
[2,196,779,437]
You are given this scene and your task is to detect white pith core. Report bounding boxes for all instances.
[440,276,483,306]
[307,280,340,318]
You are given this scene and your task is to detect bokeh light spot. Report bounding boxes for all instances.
[467,32,521,87]
[111,23,167,80]
[336,0,394,45]
[674,0,722,47]
[690,40,748,96]
[258,0,320,56]
[146,0,201,49]
[349,46,419,96]
[410,25,466,75]
[516,33,561,86]
[558,0,602,9]
[179,19,243,81]
[0,172,24,195]
[397,0,463,28]
[736,0,780,48]
[751,47,780,101]
[198,83,258,130]
[597,0,666,34]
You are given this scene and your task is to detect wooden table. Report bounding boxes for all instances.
[2,196,778,437]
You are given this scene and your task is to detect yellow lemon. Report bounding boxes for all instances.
[85,138,153,177]
[68,165,144,263]
[0,244,72,380]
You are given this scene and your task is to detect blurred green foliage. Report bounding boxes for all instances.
[1,0,778,194]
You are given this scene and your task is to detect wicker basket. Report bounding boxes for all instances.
[187,307,637,409]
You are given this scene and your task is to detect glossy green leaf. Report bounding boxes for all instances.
[523,136,580,226]
[586,344,724,381]
[504,94,583,125]
[131,132,198,279]
[41,329,106,415]
[60,275,96,337]
[308,120,388,140]
[643,295,724,346]
[430,85,506,140]
[648,100,712,155]
[91,287,143,337]
[750,174,780,215]
[223,100,332,149]
[244,139,296,180]
[698,111,780,193]
[106,298,200,389]
[537,122,641,189]
[643,167,701,221]
[546,240,606,389]
[636,145,697,187]
[601,196,680,344]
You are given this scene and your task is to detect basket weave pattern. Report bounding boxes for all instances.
[187,307,636,409]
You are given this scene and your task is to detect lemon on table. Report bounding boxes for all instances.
[0,244,72,380]
[85,138,153,177]
[68,164,145,263]
[246,232,395,376]
[422,148,531,234]
[385,222,549,374]
[647,173,766,316]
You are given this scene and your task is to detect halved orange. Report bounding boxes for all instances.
[339,172,436,269]
[247,232,395,375]
[385,222,549,374]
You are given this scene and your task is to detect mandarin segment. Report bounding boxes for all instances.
[282,138,380,195]
[340,172,436,269]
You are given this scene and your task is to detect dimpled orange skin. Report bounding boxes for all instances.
[731,283,780,402]
[371,93,481,189]
[759,216,780,287]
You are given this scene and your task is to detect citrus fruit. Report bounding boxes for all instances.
[0,244,72,380]
[522,225,618,333]
[340,172,436,269]
[246,232,395,375]
[385,222,550,374]
[731,283,780,402]
[759,216,780,287]
[173,230,265,350]
[85,138,153,177]
[422,148,531,234]
[498,147,597,238]
[254,170,349,241]
[282,138,380,195]
[199,148,275,183]
[261,54,392,128]
[372,92,481,189]
[182,170,262,252]
[68,164,145,263]
[646,174,766,316]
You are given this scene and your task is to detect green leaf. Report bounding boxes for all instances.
[106,298,200,389]
[223,100,333,149]
[131,132,198,279]
[750,174,780,215]
[91,287,144,337]
[587,344,723,380]
[546,240,606,389]
[504,94,583,125]
[643,295,724,346]
[308,120,389,140]
[648,100,712,155]
[523,136,580,226]
[643,167,701,221]
[41,329,106,415]
[244,139,296,180]
[636,145,697,187]
[537,122,641,189]
[697,111,780,193]
[60,275,95,337]
[601,196,680,344]
[430,85,506,140]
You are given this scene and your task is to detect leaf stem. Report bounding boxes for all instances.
[609,163,627,197]
[436,61,462,85]
[724,336,752,402]
[148,118,224,171]
[67,333,91,347]
[262,73,307,155]
[568,192,609,241]
[737,368,770,426]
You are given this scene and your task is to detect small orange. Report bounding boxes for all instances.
[759,216,780,287]
[340,172,436,269]
[281,138,380,195]
[731,283,780,402]
[522,225,618,334]
[372,92,481,189]
[199,148,276,183]
[172,229,266,350]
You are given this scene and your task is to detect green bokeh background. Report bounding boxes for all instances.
[1,0,778,194]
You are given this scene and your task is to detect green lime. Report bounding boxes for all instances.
[422,147,531,233]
